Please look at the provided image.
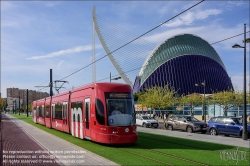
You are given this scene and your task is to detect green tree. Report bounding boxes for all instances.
[138,87,161,116]
[138,93,148,115]
[212,89,235,116]
[0,98,5,111]
[206,94,218,117]
[21,104,26,111]
[21,103,32,113]
[180,93,202,116]
[133,92,144,102]
[234,92,243,107]
[138,84,176,129]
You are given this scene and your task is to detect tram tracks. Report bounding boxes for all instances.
[140,134,211,151]
[127,133,249,165]
[118,145,209,166]
[118,147,173,166]
[135,145,208,166]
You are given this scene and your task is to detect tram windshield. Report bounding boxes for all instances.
[105,92,136,126]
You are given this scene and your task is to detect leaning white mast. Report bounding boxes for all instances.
[92,6,133,87]
[92,6,96,83]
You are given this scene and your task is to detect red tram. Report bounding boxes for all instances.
[32,82,137,144]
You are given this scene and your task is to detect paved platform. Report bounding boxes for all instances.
[0,113,119,166]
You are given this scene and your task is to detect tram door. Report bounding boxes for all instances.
[84,98,90,138]
[62,102,68,132]
[33,107,37,123]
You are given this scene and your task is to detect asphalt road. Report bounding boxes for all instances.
[149,121,243,136]
[154,122,246,139]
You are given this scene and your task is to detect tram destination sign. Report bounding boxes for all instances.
[108,93,131,98]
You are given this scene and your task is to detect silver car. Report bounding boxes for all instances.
[167,115,208,134]
[136,115,159,128]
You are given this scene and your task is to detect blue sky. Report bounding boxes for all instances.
[1,0,249,97]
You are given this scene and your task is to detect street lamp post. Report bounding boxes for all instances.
[110,72,121,82]
[15,100,16,114]
[13,100,14,114]
[232,23,250,140]
[195,80,206,122]
[19,96,20,115]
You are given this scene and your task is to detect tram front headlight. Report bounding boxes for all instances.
[112,128,118,134]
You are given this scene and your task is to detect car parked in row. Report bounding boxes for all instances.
[136,115,159,128]
[208,116,250,138]
[166,115,208,134]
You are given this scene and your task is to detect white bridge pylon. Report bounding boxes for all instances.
[92,6,133,87]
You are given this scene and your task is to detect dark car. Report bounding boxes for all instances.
[166,115,208,134]
[208,116,250,138]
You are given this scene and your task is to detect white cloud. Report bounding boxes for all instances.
[143,23,244,49]
[57,60,64,69]
[27,45,97,60]
[1,12,36,28]
[2,63,50,74]
[158,5,169,15]
[143,26,204,43]
[165,9,222,27]
[228,1,245,7]
[222,1,245,11]
[1,21,19,27]
[45,2,60,7]
[1,1,16,11]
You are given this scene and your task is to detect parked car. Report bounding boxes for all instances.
[208,116,250,138]
[166,115,208,134]
[136,115,159,128]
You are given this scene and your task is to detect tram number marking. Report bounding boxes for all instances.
[100,128,106,130]
[91,114,95,117]
[109,119,114,123]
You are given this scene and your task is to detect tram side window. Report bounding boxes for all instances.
[38,106,43,117]
[46,106,50,118]
[52,105,55,119]
[33,107,36,115]
[42,107,44,117]
[78,114,80,122]
[55,103,62,120]
[95,98,105,125]
[63,104,67,119]
[71,101,82,122]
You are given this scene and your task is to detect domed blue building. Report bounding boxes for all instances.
[133,34,233,95]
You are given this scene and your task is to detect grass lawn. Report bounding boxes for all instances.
[9,114,250,165]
